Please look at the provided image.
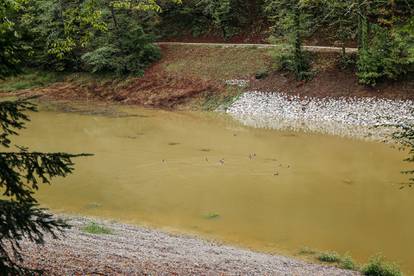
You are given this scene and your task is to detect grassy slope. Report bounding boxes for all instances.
[0,70,65,92]
[157,45,271,80]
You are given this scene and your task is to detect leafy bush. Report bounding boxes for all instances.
[82,46,120,74]
[82,25,160,76]
[362,255,402,276]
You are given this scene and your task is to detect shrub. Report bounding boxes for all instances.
[340,254,356,270]
[362,255,403,276]
[81,46,120,74]
[82,25,161,76]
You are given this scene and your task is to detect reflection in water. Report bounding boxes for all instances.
[16,106,413,273]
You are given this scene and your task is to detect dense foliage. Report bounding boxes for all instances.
[1,0,413,84]
[0,0,29,78]
[2,0,180,76]
[160,0,413,84]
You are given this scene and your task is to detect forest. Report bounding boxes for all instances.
[1,0,413,86]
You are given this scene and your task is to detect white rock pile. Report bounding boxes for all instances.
[226,91,414,140]
[225,79,250,87]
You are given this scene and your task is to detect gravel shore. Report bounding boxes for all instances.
[20,216,358,275]
[226,91,414,141]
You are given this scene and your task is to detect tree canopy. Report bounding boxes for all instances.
[1,0,413,84]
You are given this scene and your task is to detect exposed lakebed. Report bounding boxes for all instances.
[16,105,413,273]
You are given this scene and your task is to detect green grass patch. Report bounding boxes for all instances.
[317,251,341,263]
[362,255,403,276]
[298,247,317,255]
[0,69,65,92]
[81,222,113,235]
[202,88,242,111]
[316,251,357,270]
[305,249,402,274]
[340,254,357,270]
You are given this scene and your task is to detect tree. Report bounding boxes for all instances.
[265,0,315,80]
[319,0,357,61]
[81,0,168,75]
[354,0,414,85]
[0,0,30,77]
[0,98,90,274]
[393,116,414,189]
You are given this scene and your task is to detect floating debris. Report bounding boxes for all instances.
[168,142,180,146]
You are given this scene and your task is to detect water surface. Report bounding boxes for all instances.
[15,106,413,272]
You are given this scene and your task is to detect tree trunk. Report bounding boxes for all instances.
[293,2,303,74]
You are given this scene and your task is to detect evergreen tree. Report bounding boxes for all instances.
[0,98,90,274]
[265,0,314,80]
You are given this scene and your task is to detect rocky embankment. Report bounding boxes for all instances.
[226,91,414,141]
[20,216,358,275]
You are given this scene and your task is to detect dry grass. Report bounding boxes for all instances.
[158,45,272,80]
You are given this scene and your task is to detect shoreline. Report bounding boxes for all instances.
[20,215,359,275]
[226,91,414,141]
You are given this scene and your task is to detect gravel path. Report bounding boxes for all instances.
[20,216,358,275]
[156,42,358,53]
[226,91,414,141]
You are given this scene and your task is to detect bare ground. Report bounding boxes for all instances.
[2,46,413,109]
[7,72,223,109]
[19,216,359,276]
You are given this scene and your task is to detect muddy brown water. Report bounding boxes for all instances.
[14,106,413,273]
